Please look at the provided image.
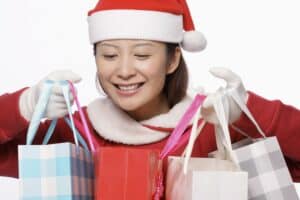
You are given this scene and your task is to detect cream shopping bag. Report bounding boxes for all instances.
[165,93,248,200]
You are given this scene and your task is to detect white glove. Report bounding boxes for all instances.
[19,70,82,121]
[200,67,249,124]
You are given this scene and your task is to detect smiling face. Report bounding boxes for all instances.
[95,39,181,120]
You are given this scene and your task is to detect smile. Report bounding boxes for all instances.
[114,83,145,96]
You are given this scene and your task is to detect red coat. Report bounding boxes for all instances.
[0,88,300,182]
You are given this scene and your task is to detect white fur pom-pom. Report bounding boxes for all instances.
[181,31,207,52]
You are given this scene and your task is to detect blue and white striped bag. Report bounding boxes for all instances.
[18,80,94,200]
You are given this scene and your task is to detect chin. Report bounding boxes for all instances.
[117,101,143,111]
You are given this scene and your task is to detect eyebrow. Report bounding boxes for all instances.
[98,42,155,48]
[98,43,119,48]
[133,43,155,48]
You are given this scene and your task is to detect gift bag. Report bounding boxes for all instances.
[211,89,299,200]
[0,176,19,200]
[94,147,161,200]
[164,94,248,200]
[18,80,95,200]
[93,96,208,200]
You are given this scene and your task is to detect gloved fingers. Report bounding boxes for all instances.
[200,108,219,124]
[47,101,67,110]
[200,93,219,124]
[51,86,74,101]
[47,70,82,83]
[50,85,63,95]
[202,93,214,109]
[46,109,69,119]
[209,67,242,88]
[48,95,74,106]
[202,89,225,108]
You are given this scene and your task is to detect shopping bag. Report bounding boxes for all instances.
[0,176,19,200]
[94,147,161,200]
[18,80,94,200]
[164,94,248,200]
[95,94,207,200]
[210,89,300,200]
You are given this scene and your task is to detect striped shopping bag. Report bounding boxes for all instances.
[210,89,299,200]
[18,80,95,200]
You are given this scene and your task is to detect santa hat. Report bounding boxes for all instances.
[87,0,207,52]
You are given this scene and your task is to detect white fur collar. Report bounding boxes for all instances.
[86,95,193,145]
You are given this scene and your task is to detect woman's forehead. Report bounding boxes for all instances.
[98,39,164,48]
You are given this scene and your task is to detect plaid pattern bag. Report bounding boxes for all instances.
[19,142,93,200]
[211,89,299,200]
[233,137,298,199]
[18,80,94,200]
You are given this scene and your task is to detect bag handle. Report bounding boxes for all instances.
[183,91,244,173]
[154,94,206,200]
[39,81,79,146]
[159,94,206,159]
[68,81,95,152]
[42,118,89,151]
[182,103,206,173]
[61,80,79,145]
[228,89,266,138]
[26,80,53,145]
[26,80,89,150]
[212,92,240,167]
[42,81,90,150]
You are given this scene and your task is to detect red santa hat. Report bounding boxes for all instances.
[87,0,207,52]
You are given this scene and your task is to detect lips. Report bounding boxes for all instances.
[117,83,141,90]
[114,82,145,93]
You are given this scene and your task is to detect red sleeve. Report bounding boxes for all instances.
[233,91,300,182]
[0,88,67,144]
[0,88,30,144]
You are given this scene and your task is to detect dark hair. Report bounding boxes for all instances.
[164,43,188,108]
[93,42,188,108]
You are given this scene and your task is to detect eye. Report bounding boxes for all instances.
[135,54,151,59]
[103,54,117,59]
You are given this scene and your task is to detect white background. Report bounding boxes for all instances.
[1,0,300,107]
[0,0,299,194]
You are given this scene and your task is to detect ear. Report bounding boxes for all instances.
[166,47,182,75]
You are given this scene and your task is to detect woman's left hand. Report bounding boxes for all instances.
[200,67,249,124]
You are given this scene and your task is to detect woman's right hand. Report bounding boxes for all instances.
[19,70,82,121]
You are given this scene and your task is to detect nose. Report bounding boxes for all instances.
[117,55,136,80]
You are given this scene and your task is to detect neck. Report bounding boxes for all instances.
[127,94,170,121]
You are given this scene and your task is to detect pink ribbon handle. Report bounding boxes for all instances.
[159,94,206,159]
[153,94,206,200]
[68,81,96,152]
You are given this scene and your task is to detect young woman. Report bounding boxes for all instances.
[0,0,299,186]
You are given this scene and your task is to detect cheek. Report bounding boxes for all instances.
[96,64,116,94]
[145,59,167,78]
[96,60,114,81]
[140,61,167,90]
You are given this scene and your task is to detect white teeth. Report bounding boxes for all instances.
[118,84,140,91]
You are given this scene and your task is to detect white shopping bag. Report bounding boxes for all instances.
[0,176,19,200]
[165,94,248,200]
[166,156,248,200]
